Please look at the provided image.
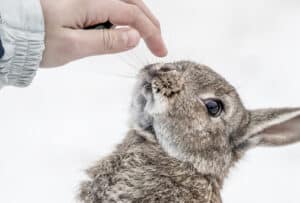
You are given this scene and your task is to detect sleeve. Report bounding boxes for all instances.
[0,0,45,88]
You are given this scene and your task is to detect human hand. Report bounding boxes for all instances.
[40,0,167,67]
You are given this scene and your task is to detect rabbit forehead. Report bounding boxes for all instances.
[181,63,235,96]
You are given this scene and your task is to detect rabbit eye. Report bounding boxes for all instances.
[204,99,224,117]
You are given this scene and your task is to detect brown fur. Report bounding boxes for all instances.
[79,61,300,203]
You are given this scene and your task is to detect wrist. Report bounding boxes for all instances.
[0,0,45,87]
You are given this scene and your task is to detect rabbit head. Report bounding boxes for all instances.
[130,61,300,179]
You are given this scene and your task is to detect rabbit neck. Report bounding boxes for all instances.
[153,129,232,181]
[134,128,229,182]
[119,129,224,202]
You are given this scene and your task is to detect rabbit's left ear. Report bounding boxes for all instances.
[240,108,300,148]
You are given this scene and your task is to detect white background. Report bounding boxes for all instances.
[1,0,300,202]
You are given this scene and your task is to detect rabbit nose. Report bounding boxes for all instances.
[140,63,178,83]
[159,64,176,73]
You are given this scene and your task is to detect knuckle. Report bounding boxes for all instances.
[125,0,139,4]
[131,0,140,4]
[154,19,161,30]
[101,30,115,51]
[129,5,142,20]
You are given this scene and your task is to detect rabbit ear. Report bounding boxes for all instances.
[240,108,300,148]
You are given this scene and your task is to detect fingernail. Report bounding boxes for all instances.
[154,35,168,57]
[160,40,168,57]
[125,29,140,48]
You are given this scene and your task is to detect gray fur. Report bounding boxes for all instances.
[79,61,300,203]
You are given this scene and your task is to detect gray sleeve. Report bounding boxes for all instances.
[0,0,45,88]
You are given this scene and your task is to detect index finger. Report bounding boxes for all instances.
[103,0,167,57]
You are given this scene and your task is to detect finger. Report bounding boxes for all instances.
[97,0,167,57]
[122,0,161,29]
[69,27,141,58]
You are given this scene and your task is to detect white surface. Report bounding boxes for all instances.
[1,0,300,202]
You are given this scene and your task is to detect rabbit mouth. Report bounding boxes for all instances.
[143,85,155,135]
[131,80,155,135]
[142,81,153,96]
[139,62,183,98]
[134,63,180,135]
[141,81,155,113]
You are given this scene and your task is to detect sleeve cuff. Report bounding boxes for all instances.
[0,0,45,87]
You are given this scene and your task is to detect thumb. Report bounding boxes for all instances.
[73,27,141,58]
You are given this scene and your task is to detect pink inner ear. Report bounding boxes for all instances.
[262,116,300,146]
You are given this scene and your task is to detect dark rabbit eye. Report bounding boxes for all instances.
[204,99,224,117]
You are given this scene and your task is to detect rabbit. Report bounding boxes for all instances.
[79,61,300,203]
